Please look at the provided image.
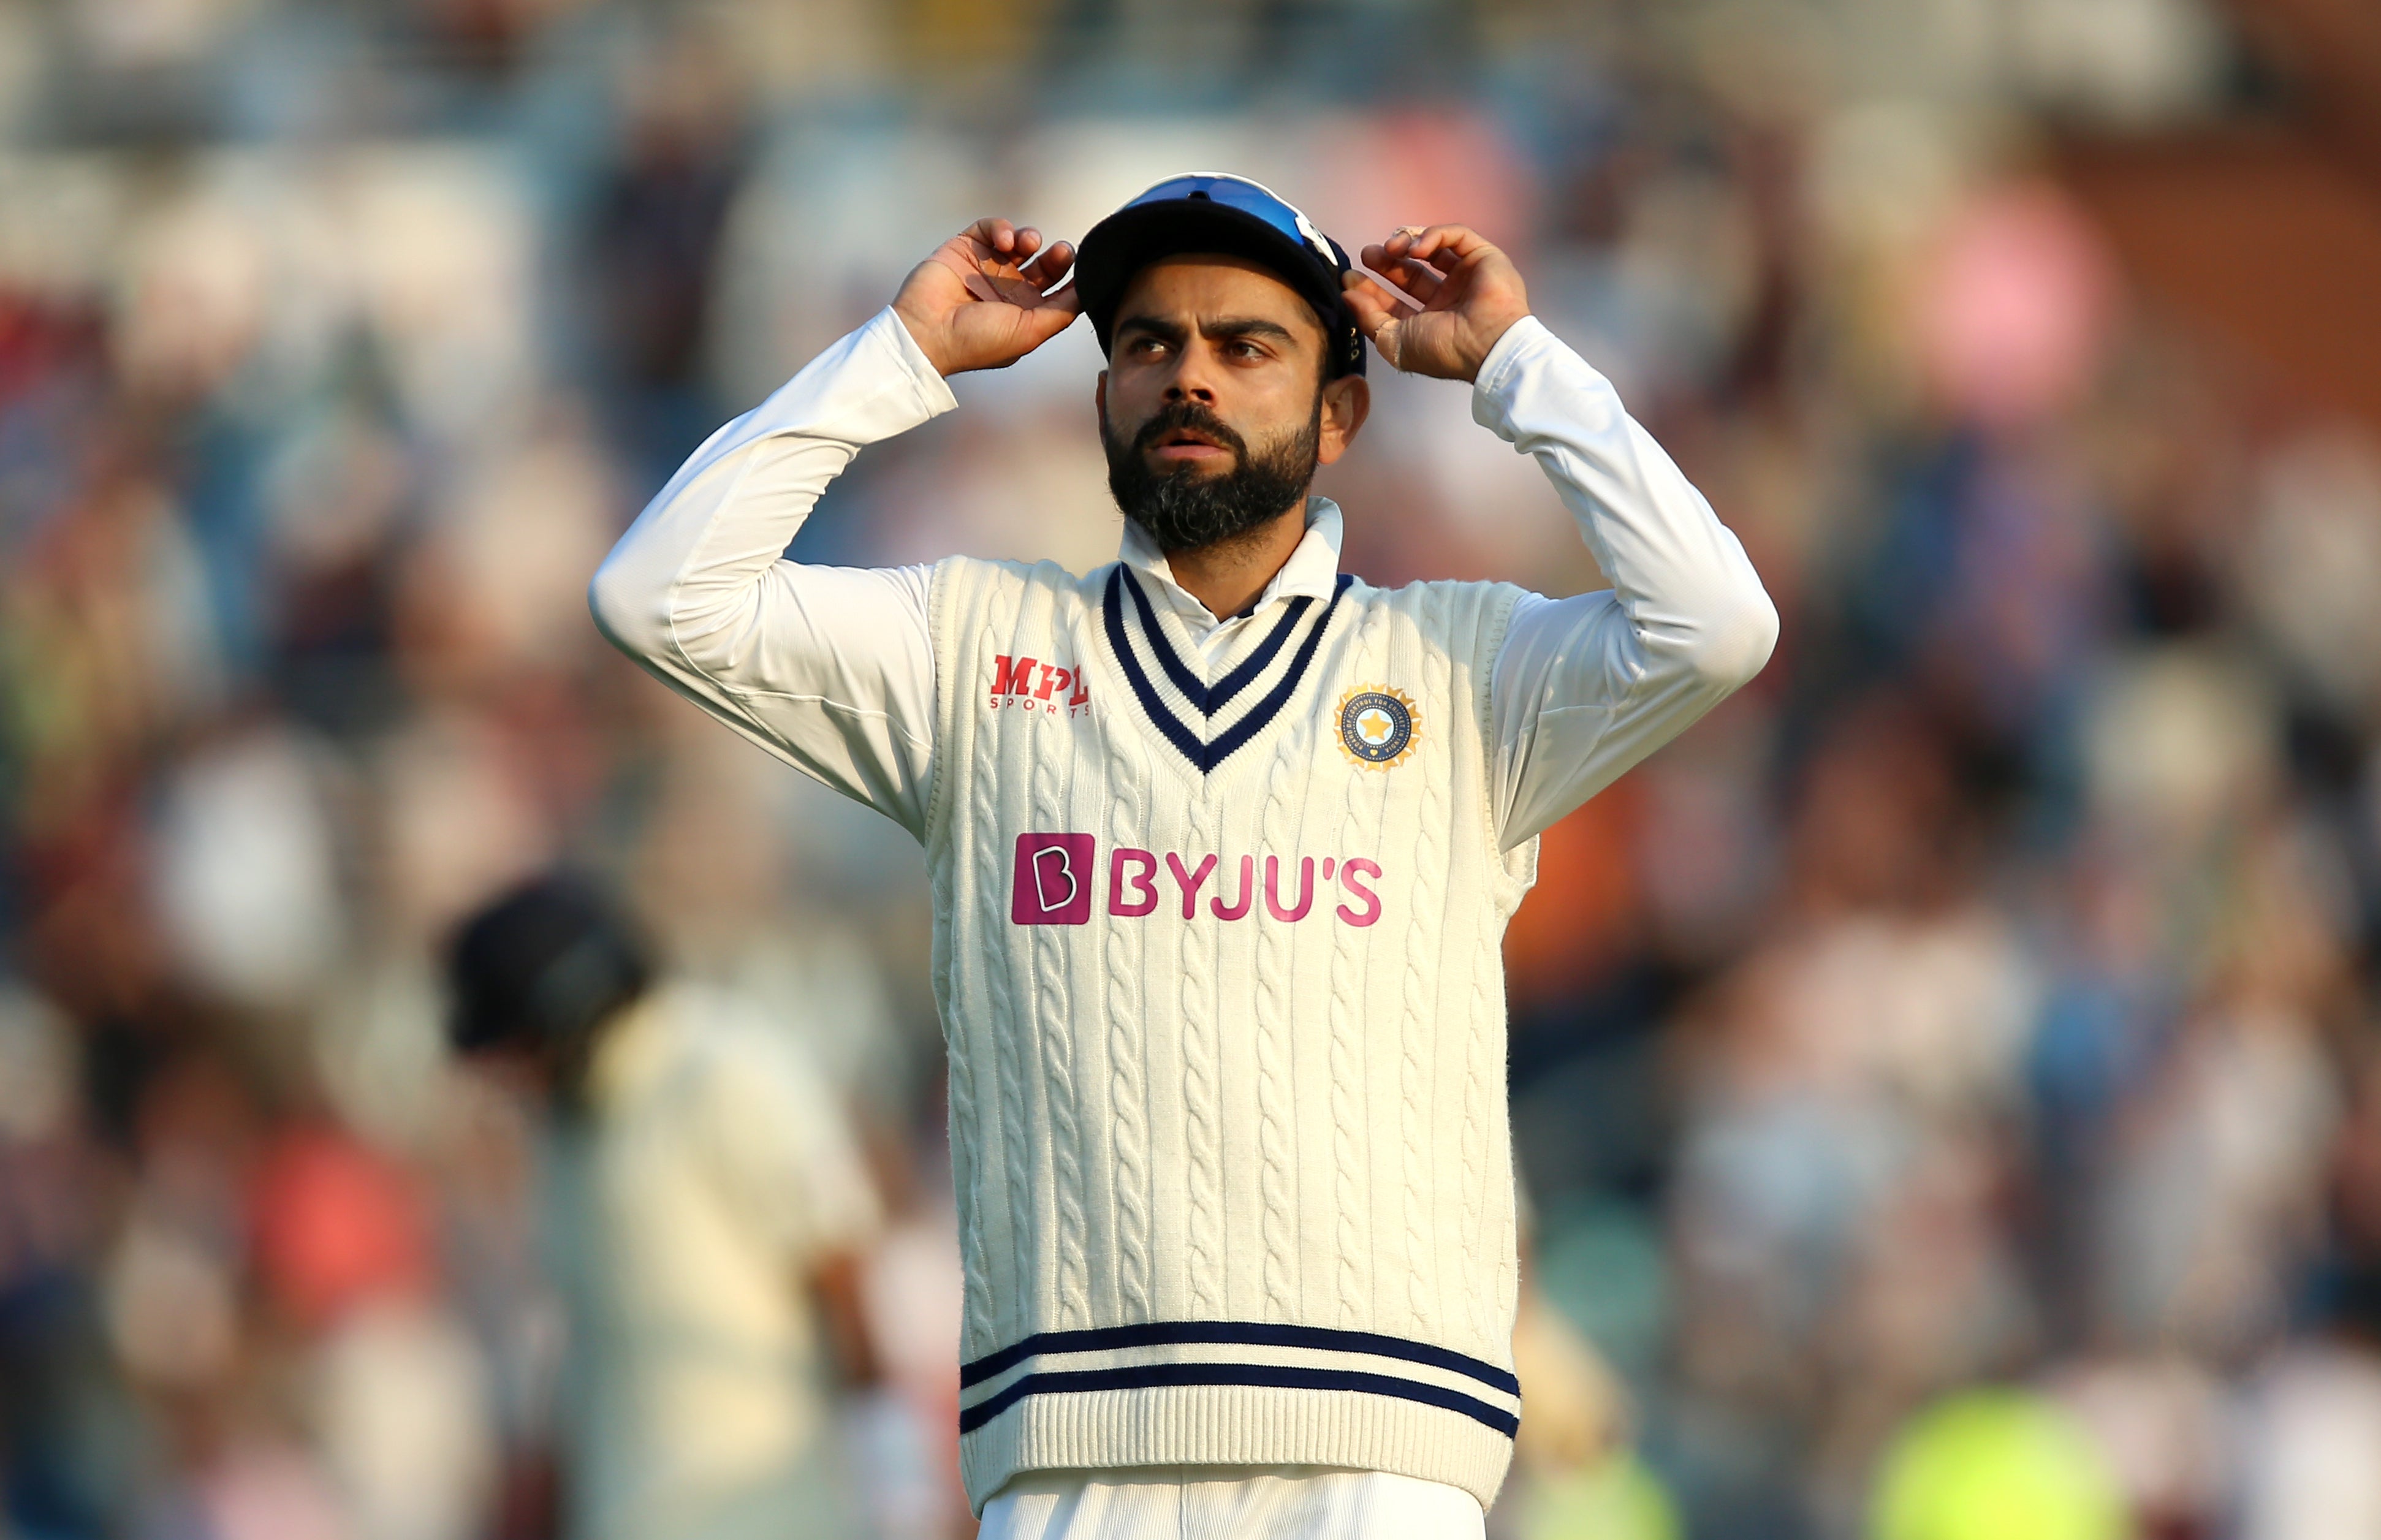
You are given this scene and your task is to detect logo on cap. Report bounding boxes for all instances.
[1289,207,1334,264]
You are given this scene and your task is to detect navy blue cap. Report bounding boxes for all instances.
[1075,173,1367,379]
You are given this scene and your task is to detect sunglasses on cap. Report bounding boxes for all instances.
[1118,173,1344,271]
[1077,169,1367,377]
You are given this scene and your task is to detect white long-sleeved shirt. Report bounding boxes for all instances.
[590,306,1776,857]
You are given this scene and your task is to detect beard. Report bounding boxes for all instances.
[1103,395,1322,556]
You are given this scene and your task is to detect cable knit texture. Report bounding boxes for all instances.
[1101,746,1153,1320]
[1327,602,1389,1332]
[1396,590,1451,1336]
[974,607,1037,1352]
[1252,707,1304,1321]
[1178,791,1225,1319]
[1028,689,1090,1329]
[925,555,1535,1516]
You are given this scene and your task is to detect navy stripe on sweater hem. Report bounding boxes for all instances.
[959,1318,1519,1396]
[956,1361,1521,1438]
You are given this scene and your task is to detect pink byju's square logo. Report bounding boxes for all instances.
[1012,833,1096,925]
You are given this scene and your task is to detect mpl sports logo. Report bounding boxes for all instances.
[1011,833,1382,929]
[990,654,1091,718]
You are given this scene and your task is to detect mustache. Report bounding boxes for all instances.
[1129,401,1250,461]
[1104,392,1321,556]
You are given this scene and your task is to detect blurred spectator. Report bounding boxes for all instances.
[446,874,886,1540]
[583,29,748,486]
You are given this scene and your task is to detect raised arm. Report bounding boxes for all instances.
[588,219,1081,838]
[1475,321,1776,847]
[1345,224,1779,852]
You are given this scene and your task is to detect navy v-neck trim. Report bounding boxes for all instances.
[1103,567,1352,775]
[1118,565,1315,718]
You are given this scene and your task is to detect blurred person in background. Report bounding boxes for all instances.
[446,873,886,1540]
[2229,1046,2381,1540]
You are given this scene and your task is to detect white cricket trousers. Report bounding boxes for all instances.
[976,1466,1488,1539]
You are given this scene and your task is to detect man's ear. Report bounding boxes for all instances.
[1095,370,1108,436]
[1316,375,1371,467]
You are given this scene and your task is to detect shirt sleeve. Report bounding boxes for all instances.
[588,308,957,838]
[1476,317,1779,852]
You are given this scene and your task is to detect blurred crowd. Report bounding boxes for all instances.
[6,1,2381,1538]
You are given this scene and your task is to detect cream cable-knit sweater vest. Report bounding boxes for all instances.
[924,550,1536,1514]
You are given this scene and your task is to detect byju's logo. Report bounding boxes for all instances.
[1011,833,1096,925]
[1009,833,1385,928]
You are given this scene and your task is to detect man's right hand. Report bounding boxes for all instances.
[892,218,1080,377]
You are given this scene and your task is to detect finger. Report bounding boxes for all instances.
[996,294,1080,362]
[1424,242,1478,276]
[1341,275,1407,339]
[1039,278,1081,314]
[963,216,1017,254]
[1387,255,1446,301]
[930,243,1003,299]
[1351,256,1426,311]
[1399,224,1460,260]
[1012,226,1043,262]
[1023,239,1075,283]
[1035,257,1077,298]
[1025,288,1082,333]
[1405,224,1490,266]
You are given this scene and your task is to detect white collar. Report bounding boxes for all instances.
[1116,497,1345,626]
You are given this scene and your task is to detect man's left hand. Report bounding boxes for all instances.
[1343,224,1530,384]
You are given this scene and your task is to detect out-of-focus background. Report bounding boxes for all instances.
[6,1,2381,1537]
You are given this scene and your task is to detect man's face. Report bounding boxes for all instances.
[463,1042,559,1106]
[1097,256,1366,555]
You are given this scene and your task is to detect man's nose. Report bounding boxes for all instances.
[1163,344,1220,404]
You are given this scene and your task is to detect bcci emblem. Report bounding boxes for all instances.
[1336,686,1419,770]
